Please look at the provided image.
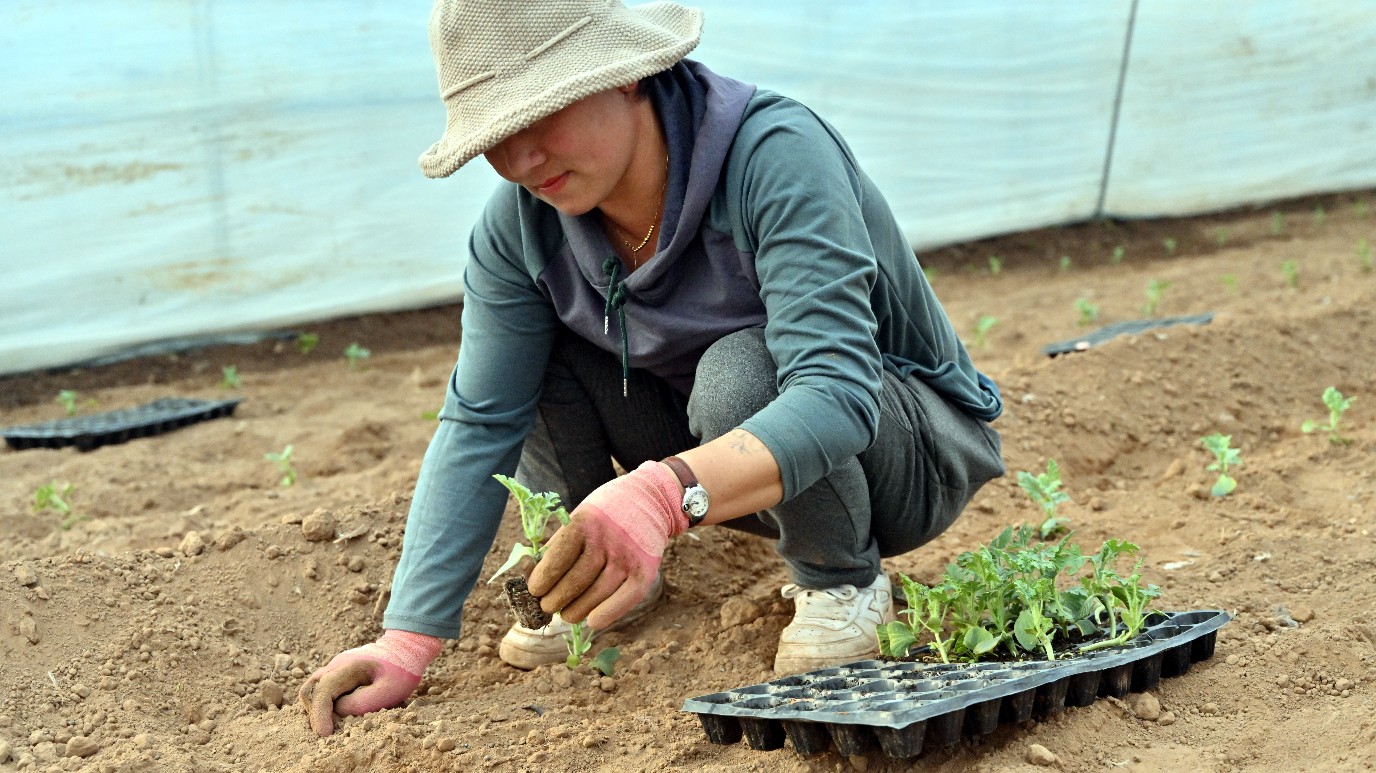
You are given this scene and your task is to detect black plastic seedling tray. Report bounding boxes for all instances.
[1042,313,1214,357]
[683,609,1229,759]
[2,398,242,452]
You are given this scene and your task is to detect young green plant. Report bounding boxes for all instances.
[1301,386,1354,445]
[1281,260,1299,288]
[1058,255,1071,272]
[33,481,85,530]
[343,343,371,370]
[1018,459,1071,539]
[1270,211,1285,236]
[264,445,297,486]
[1200,433,1240,497]
[1142,279,1171,317]
[987,255,1003,276]
[1110,245,1125,264]
[296,332,320,354]
[1357,238,1372,273]
[1074,298,1099,327]
[220,366,241,390]
[971,315,998,349]
[54,390,95,416]
[1162,237,1177,256]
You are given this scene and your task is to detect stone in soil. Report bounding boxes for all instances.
[1027,743,1061,766]
[1128,693,1162,721]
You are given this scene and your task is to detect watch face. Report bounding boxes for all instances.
[682,486,710,519]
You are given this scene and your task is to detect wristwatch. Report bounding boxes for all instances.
[662,456,709,527]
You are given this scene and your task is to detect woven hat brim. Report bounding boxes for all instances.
[418,3,702,179]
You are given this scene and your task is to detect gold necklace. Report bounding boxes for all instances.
[610,153,670,270]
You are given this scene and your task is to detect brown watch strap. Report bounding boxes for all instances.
[662,455,698,490]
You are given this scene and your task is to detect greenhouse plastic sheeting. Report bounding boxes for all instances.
[2,1,1374,376]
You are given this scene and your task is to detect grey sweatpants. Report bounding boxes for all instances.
[516,327,1005,589]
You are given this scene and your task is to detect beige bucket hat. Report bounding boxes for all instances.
[418,0,703,179]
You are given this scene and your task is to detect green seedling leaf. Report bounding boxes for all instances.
[591,647,620,677]
[1018,459,1071,539]
[1358,238,1372,273]
[420,408,441,421]
[296,332,320,354]
[877,621,918,658]
[1200,434,1240,496]
[1313,205,1326,226]
[1302,386,1354,445]
[1142,279,1171,317]
[344,343,371,370]
[1110,245,1125,264]
[987,255,1002,276]
[55,390,97,416]
[220,365,241,390]
[971,315,998,349]
[1221,274,1238,292]
[1281,260,1299,288]
[1162,237,1177,256]
[264,445,297,486]
[1059,255,1071,272]
[1270,211,1285,236]
[564,621,593,669]
[1074,298,1099,327]
[488,543,537,585]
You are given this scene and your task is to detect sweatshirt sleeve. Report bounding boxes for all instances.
[382,186,560,639]
[731,100,885,502]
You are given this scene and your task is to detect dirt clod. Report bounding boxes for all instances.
[64,736,100,758]
[1128,693,1162,721]
[300,509,337,542]
[1027,743,1060,766]
[179,531,205,556]
[14,565,37,587]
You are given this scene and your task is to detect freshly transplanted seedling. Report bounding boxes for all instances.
[264,445,298,486]
[1313,205,1326,226]
[343,343,371,370]
[1281,260,1299,288]
[1142,279,1171,317]
[1162,238,1178,256]
[1017,459,1070,539]
[33,481,86,530]
[987,256,1003,276]
[1357,239,1372,273]
[220,366,241,390]
[1074,298,1099,327]
[1058,256,1071,272]
[296,332,320,354]
[1302,386,1355,445]
[876,527,1159,664]
[1200,433,1240,497]
[1270,211,1285,237]
[1110,245,1125,264]
[55,390,95,416]
[1220,274,1238,293]
[971,315,998,349]
[488,475,619,672]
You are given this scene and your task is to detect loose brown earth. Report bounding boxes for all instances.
[3,191,1375,773]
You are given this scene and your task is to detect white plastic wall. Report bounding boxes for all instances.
[2,1,1374,376]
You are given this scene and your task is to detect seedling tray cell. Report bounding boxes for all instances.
[1042,313,1214,357]
[683,609,1229,759]
[2,398,242,451]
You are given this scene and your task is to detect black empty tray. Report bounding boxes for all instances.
[1043,313,1215,357]
[683,609,1229,758]
[3,398,242,452]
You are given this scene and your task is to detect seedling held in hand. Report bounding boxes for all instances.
[1142,279,1171,317]
[1074,298,1099,327]
[296,332,320,354]
[1018,459,1071,539]
[264,445,297,486]
[487,474,570,584]
[343,343,371,370]
[1302,386,1354,445]
[971,315,998,349]
[1200,433,1240,497]
[220,366,241,390]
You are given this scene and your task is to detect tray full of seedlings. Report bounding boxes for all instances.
[682,526,1230,759]
[2,398,242,452]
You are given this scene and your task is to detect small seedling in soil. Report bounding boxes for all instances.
[971,315,998,349]
[1270,211,1285,236]
[1213,229,1230,247]
[296,332,320,354]
[1221,274,1238,293]
[1356,200,1371,218]
[1142,279,1171,317]
[264,445,298,486]
[1357,238,1372,273]
[987,256,1003,276]
[1110,245,1125,264]
[1018,459,1071,539]
[220,366,241,390]
[55,389,95,416]
[1281,260,1299,288]
[343,343,371,370]
[1162,237,1177,256]
[33,481,86,530]
[488,475,571,630]
[1313,205,1326,226]
[1200,433,1240,497]
[590,647,621,677]
[1074,298,1099,327]
[1058,255,1071,272]
[1302,386,1355,445]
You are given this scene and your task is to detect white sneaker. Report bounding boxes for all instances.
[498,573,665,670]
[773,573,895,674]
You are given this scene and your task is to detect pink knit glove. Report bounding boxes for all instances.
[529,461,687,628]
[299,629,443,737]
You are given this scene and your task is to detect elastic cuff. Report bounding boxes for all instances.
[373,629,444,676]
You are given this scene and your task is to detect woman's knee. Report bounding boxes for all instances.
[687,327,777,440]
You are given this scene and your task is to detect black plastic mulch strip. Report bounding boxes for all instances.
[683,609,1230,759]
[1042,313,1215,357]
[2,398,242,452]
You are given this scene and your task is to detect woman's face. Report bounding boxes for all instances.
[483,87,643,216]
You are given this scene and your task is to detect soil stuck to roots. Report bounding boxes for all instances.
[3,191,1376,772]
[505,576,553,630]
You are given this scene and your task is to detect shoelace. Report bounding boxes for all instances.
[781,583,862,624]
[601,256,631,397]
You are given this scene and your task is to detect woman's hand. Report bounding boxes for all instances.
[527,461,686,629]
[298,630,443,737]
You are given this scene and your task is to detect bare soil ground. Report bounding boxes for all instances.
[3,190,1375,773]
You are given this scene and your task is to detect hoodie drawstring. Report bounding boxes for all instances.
[601,256,630,397]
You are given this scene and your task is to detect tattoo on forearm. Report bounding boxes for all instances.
[728,431,753,456]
